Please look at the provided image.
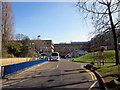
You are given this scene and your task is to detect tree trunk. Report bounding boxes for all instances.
[107,4,119,65]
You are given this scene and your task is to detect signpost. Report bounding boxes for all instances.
[97,46,106,66]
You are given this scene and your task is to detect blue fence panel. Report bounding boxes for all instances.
[2,58,48,77]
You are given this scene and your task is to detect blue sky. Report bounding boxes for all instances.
[12,2,94,43]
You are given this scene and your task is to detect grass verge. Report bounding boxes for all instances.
[72,50,120,63]
[94,64,120,89]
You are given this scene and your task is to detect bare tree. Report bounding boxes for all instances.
[76,0,120,65]
[15,33,28,41]
[2,2,14,44]
[0,2,2,58]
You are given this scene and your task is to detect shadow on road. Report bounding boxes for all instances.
[2,80,94,90]
[45,80,93,89]
[64,68,84,72]
[6,70,87,81]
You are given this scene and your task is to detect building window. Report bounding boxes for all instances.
[2,2,5,9]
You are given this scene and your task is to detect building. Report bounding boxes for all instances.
[30,40,90,58]
[54,42,90,58]
[30,40,54,55]
[90,29,120,51]
[10,39,90,58]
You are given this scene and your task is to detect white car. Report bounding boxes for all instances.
[50,52,60,61]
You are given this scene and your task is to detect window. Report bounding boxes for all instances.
[2,2,5,9]
[52,53,58,56]
[6,13,7,16]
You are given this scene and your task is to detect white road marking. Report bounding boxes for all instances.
[80,65,98,89]
[44,60,61,71]
[60,70,62,81]
[57,60,61,68]
[88,81,98,90]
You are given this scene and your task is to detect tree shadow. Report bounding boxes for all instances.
[102,74,120,78]
[64,68,84,72]
[106,65,116,68]
[2,87,92,90]
[2,80,97,90]
[6,70,87,81]
[44,80,93,89]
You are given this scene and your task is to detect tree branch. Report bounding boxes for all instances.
[77,2,109,14]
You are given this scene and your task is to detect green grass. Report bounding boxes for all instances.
[73,50,120,63]
[94,64,120,83]
[95,64,118,72]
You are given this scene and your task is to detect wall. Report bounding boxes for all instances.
[1,58,48,77]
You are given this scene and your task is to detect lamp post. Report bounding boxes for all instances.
[34,35,41,59]
[37,35,43,53]
[37,35,41,59]
[37,35,40,40]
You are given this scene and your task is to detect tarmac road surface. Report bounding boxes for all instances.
[2,59,100,89]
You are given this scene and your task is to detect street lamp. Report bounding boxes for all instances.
[37,35,40,40]
[37,35,43,53]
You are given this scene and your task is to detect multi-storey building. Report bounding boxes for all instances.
[11,39,90,57]
[30,40,54,55]
[30,40,90,57]
[54,42,90,57]
[90,30,120,51]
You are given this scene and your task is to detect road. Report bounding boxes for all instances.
[2,59,100,89]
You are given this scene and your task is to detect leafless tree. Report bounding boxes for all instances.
[15,33,28,41]
[2,2,14,44]
[0,2,2,58]
[76,0,120,65]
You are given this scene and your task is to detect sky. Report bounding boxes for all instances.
[12,2,94,43]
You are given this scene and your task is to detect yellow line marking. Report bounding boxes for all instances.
[37,61,48,66]
[80,66,96,80]
[87,70,96,80]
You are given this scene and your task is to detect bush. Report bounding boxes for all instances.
[2,46,8,58]
[7,54,14,58]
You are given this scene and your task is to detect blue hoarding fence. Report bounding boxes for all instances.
[1,58,48,77]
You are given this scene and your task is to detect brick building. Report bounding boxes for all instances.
[30,40,54,55]
[54,42,90,57]
[90,29,120,51]
[11,39,90,57]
